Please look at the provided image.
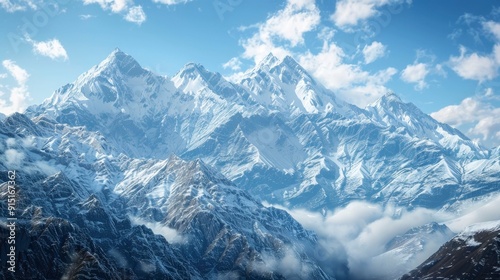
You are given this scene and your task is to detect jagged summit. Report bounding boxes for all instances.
[173,62,212,83]
[237,52,345,114]
[380,91,403,103]
[257,52,281,69]
[254,53,309,79]
[95,48,146,77]
[366,91,404,109]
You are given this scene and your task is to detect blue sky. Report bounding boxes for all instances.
[0,0,499,147]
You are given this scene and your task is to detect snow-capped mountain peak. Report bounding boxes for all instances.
[93,48,147,78]
[238,53,346,115]
[28,49,181,129]
[256,52,281,70]
[365,91,487,159]
[172,62,217,93]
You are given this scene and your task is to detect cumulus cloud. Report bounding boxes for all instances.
[298,42,353,89]
[340,67,397,106]
[362,41,386,64]
[82,0,129,12]
[298,42,397,106]
[331,0,407,28]
[124,5,146,25]
[431,97,500,145]
[0,60,31,115]
[469,116,500,142]
[222,57,242,71]
[240,0,320,63]
[2,60,28,84]
[26,37,69,61]
[82,0,146,25]
[431,98,485,126]
[449,45,499,82]
[400,62,429,90]
[440,17,500,146]
[483,20,500,41]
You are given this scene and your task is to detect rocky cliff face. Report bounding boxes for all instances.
[401,220,500,280]
[0,103,343,279]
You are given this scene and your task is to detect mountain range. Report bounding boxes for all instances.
[0,48,499,279]
[26,49,500,211]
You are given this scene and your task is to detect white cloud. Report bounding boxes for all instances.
[446,195,500,232]
[0,0,42,12]
[254,245,317,279]
[341,67,397,106]
[483,20,500,41]
[431,98,483,126]
[240,0,320,63]
[29,38,69,61]
[431,97,500,146]
[298,42,397,106]
[124,5,146,25]
[2,60,29,84]
[278,194,500,278]
[317,27,336,42]
[400,62,429,90]
[83,0,129,13]
[0,60,31,115]
[31,161,59,175]
[222,57,242,71]
[331,0,404,28]
[230,0,396,107]
[299,42,363,88]
[260,0,320,47]
[21,135,35,147]
[485,87,494,97]
[152,0,191,4]
[0,0,25,12]
[81,0,194,24]
[82,0,147,25]
[4,149,25,168]
[6,138,16,147]
[79,14,96,20]
[434,63,447,77]
[284,201,446,279]
[449,45,499,82]
[129,216,185,243]
[362,41,386,64]
[470,116,500,142]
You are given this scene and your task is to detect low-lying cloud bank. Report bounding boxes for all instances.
[272,195,500,279]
